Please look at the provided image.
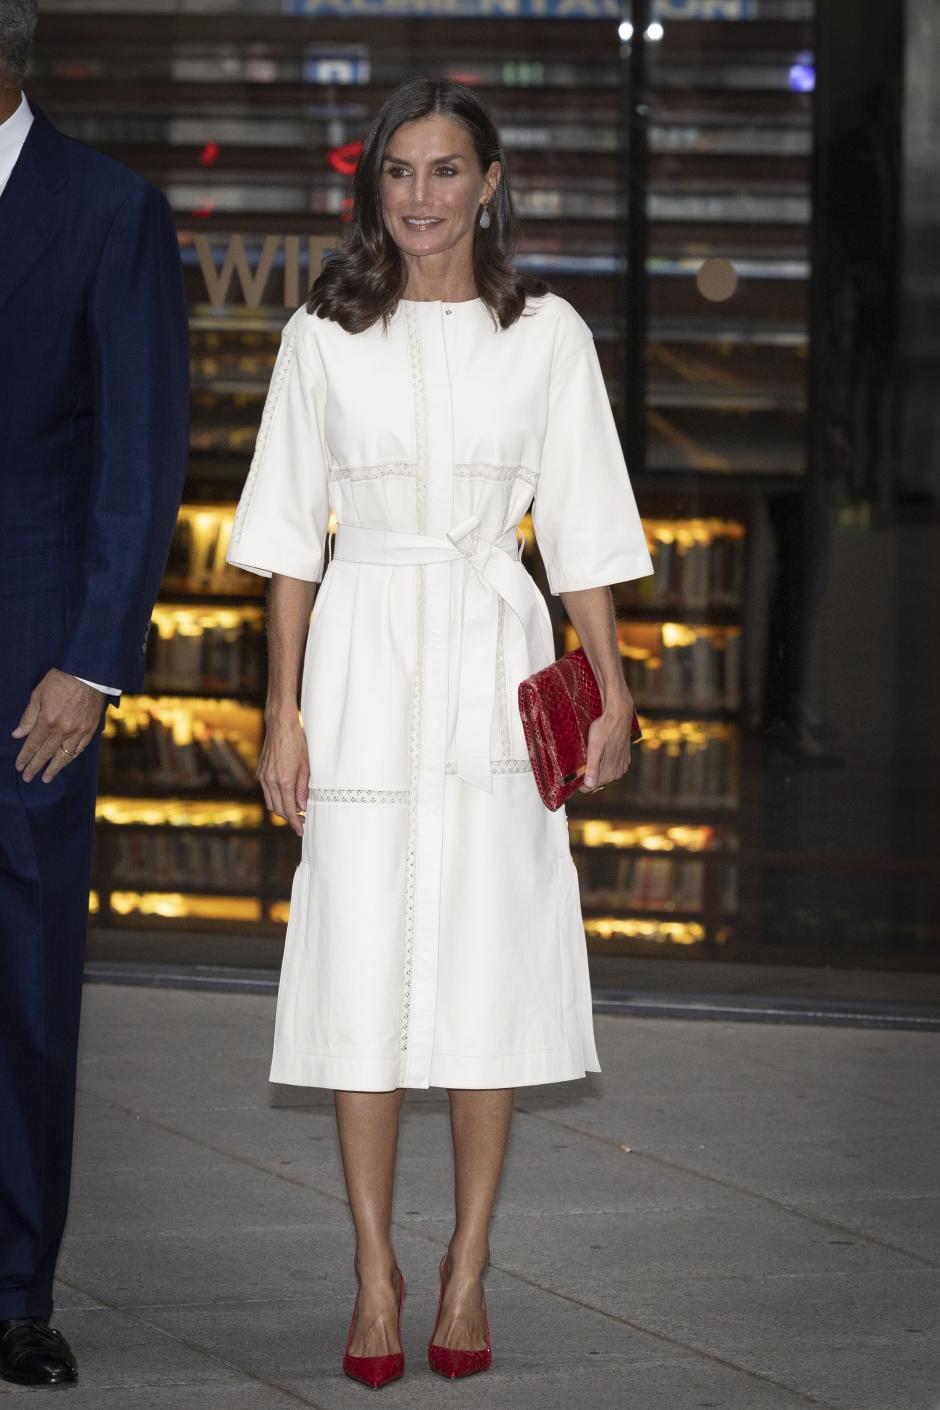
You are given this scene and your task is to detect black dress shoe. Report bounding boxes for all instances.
[0,1318,78,1386]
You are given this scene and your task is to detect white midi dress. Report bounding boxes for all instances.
[226,290,654,1091]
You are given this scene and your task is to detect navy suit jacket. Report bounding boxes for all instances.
[0,99,189,697]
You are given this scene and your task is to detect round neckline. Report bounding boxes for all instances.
[398,296,482,306]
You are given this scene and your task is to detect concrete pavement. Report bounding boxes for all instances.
[3,983,938,1409]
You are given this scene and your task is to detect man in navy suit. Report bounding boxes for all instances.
[0,2,189,1385]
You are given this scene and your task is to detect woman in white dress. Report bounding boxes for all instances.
[227,77,653,1385]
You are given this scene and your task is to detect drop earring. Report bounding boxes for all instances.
[478,202,491,229]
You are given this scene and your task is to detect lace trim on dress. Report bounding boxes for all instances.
[495,596,511,759]
[444,758,533,775]
[309,787,410,803]
[454,461,539,488]
[330,461,417,483]
[400,303,428,1067]
[309,759,532,797]
[229,329,297,560]
[406,306,429,536]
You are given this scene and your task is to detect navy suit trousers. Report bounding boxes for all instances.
[0,576,105,1320]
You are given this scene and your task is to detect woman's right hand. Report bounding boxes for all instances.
[258,710,309,837]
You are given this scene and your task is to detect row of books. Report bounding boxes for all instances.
[162,512,260,597]
[578,856,739,915]
[621,530,746,611]
[146,618,265,695]
[627,632,742,711]
[109,831,262,890]
[104,828,305,894]
[99,715,257,793]
[628,731,739,810]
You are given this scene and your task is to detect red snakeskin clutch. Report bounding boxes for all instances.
[517,646,642,811]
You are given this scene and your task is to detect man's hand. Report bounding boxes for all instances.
[11,669,107,783]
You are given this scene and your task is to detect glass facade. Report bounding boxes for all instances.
[28,0,938,980]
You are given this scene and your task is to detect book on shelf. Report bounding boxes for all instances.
[581,855,738,914]
[163,512,262,596]
[100,713,258,794]
[112,830,262,889]
[625,626,741,711]
[147,616,264,695]
[631,729,738,809]
[620,528,745,612]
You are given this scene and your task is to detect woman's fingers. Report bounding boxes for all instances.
[257,716,309,836]
[580,711,635,791]
[294,766,309,825]
[262,773,305,836]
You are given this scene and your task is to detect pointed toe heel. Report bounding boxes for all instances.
[427,1253,492,1380]
[342,1265,406,1388]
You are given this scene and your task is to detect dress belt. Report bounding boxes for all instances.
[331,514,555,792]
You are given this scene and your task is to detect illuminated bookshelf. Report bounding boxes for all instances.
[24,2,813,951]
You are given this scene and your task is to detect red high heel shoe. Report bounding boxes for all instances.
[427,1252,492,1379]
[342,1265,406,1388]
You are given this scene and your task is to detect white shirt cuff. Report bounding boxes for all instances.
[72,675,121,696]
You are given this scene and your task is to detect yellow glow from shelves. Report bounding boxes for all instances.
[630,719,736,746]
[633,621,740,646]
[569,821,721,852]
[109,695,260,716]
[107,698,262,754]
[96,798,264,827]
[269,900,290,925]
[585,917,705,945]
[110,891,262,921]
[564,622,742,658]
[661,621,700,648]
[518,514,743,557]
[644,517,745,550]
[151,604,264,637]
[89,890,100,913]
[177,503,235,525]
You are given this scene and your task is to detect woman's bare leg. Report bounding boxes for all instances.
[430,1087,515,1350]
[334,1087,407,1356]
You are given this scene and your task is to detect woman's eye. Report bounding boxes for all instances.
[383,165,458,178]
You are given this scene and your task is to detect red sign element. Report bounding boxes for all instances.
[327,140,362,176]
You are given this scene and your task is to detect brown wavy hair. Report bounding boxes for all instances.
[306,76,551,334]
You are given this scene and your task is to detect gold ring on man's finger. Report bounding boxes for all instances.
[59,744,73,756]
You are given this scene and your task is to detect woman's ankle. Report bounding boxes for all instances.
[353,1246,398,1285]
[445,1236,490,1277]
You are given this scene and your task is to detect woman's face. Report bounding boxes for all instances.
[380,113,499,262]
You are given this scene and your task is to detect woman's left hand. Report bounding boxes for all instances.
[578,695,636,793]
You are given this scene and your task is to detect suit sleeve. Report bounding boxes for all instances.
[532,335,654,594]
[225,314,332,583]
[57,180,190,694]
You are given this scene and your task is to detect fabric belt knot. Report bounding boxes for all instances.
[332,514,555,793]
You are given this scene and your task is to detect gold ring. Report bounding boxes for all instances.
[59,744,72,756]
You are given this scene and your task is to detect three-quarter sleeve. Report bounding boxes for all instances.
[226,310,331,582]
[532,333,654,595]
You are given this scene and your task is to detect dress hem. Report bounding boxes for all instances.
[269,1048,602,1092]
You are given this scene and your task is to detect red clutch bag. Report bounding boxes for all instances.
[517,646,642,811]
